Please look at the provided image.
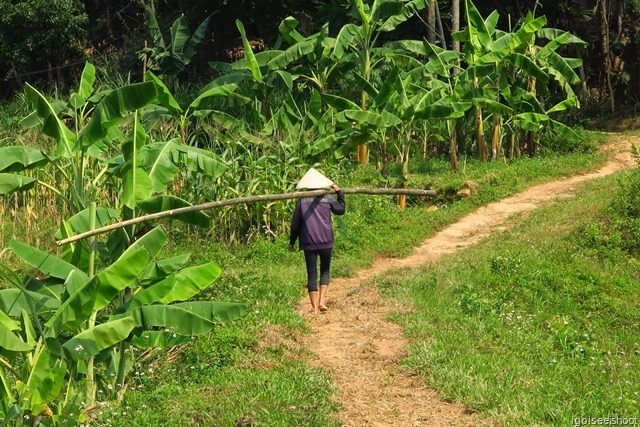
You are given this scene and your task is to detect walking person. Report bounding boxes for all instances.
[289,168,346,315]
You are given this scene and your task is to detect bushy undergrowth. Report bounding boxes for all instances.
[379,175,640,426]
[576,146,640,258]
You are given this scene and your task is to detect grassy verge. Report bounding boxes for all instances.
[378,173,640,426]
[84,136,618,426]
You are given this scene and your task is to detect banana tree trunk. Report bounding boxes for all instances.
[509,132,516,159]
[526,75,538,156]
[491,113,501,160]
[476,105,488,161]
[474,78,488,161]
[398,141,411,209]
[449,126,459,172]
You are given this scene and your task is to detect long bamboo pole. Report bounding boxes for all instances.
[56,187,436,246]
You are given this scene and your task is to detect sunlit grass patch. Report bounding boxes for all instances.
[381,176,640,426]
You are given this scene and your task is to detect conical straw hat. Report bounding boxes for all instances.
[296,168,334,190]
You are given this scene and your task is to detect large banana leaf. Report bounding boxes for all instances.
[342,110,402,128]
[0,310,19,331]
[465,0,492,55]
[92,227,168,312]
[537,28,588,52]
[79,81,158,150]
[309,129,353,156]
[544,51,581,86]
[546,98,578,114]
[69,62,96,109]
[128,301,246,336]
[321,93,360,111]
[0,321,32,353]
[145,71,182,113]
[236,20,262,82]
[189,83,241,109]
[278,16,305,45]
[138,253,192,286]
[54,206,120,240]
[173,301,247,323]
[267,37,319,71]
[515,112,549,132]
[333,23,363,59]
[139,140,181,192]
[44,276,99,337]
[378,0,428,32]
[550,119,580,140]
[0,147,51,173]
[506,53,548,83]
[507,16,547,51]
[0,174,36,195]
[10,240,86,281]
[121,114,153,209]
[171,144,227,178]
[137,195,211,227]
[182,13,213,63]
[22,83,77,158]
[129,261,221,308]
[19,346,66,415]
[62,317,136,360]
[45,228,167,335]
[0,289,59,318]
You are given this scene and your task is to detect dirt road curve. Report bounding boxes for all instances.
[297,134,638,427]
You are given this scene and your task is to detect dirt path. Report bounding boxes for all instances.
[296,134,638,427]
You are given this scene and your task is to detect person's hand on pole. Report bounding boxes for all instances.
[331,184,340,192]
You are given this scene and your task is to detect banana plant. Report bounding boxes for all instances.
[0,226,246,424]
[3,63,227,258]
[0,64,247,424]
[332,0,429,165]
[138,7,214,79]
[453,0,587,157]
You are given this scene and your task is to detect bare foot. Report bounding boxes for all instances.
[319,305,328,313]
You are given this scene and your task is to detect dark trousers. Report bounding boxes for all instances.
[303,248,333,292]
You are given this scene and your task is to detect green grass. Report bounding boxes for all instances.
[378,174,640,426]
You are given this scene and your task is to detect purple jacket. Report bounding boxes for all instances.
[289,191,346,250]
